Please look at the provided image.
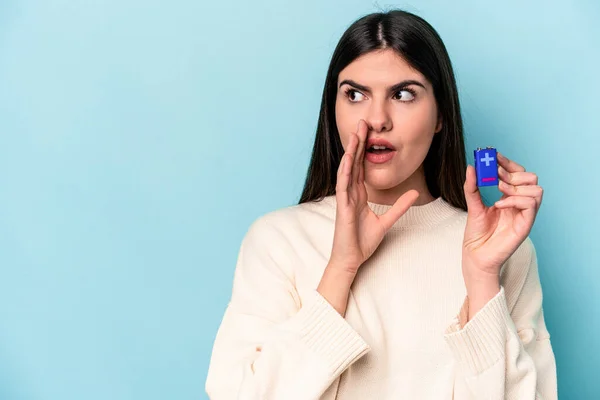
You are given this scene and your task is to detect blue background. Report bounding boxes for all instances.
[1,0,598,399]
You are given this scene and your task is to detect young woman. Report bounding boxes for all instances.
[205,9,557,400]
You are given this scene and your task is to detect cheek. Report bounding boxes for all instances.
[395,103,438,142]
[335,100,354,149]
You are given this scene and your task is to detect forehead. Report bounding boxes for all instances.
[338,49,427,86]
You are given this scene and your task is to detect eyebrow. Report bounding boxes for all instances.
[338,79,427,93]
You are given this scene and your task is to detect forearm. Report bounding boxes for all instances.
[317,264,357,317]
[207,290,371,400]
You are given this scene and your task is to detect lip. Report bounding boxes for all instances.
[365,149,397,164]
[366,137,396,150]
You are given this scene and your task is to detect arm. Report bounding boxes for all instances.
[443,237,558,399]
[205,216,370,400]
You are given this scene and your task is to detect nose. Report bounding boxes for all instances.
[365,100,392,133]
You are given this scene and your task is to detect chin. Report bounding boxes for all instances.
[365,171,408,191]
[367,160,419,187]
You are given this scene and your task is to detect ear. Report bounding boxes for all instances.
[435,115,443,134]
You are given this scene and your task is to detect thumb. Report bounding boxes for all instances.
[464,165,486,215]
[379,190,420,231]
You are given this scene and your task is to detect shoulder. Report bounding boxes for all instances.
[236,196,336,280]
[242,195,336,250]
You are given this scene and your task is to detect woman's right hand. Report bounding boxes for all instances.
[329,119,420,275]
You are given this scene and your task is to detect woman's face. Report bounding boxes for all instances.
[335,49,442,200]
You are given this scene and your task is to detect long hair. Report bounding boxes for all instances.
[298,10,468,211]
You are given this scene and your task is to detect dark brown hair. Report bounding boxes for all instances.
[298,9,467,211]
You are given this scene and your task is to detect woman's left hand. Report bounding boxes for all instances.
[462,152,544,284]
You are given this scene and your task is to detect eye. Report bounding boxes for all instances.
[393,88,417,102]
[344,88,366,103]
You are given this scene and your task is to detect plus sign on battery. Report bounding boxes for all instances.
[480,152,495,167]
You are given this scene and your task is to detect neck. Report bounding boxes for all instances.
[365,164,435,206]
[366,196,461,230]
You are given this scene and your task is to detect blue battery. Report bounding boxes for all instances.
[474,147,499,187]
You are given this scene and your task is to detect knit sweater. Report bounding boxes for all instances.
[205,195,558,399]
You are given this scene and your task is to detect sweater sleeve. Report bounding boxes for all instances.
[442,237,558,400]
[205,216,371,400]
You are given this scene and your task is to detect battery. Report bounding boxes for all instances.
[474,147,499,187]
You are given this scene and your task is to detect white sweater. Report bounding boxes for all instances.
[205,195,558,399]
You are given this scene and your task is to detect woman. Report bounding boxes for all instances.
[205,9,557,400]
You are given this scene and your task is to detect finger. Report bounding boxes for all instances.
[498,181,543,210]
[336,135,358,205]
[463,165,486,215]
[498,165,538,186]
[357,120,368,185]
[494,195,537,213]
[358,154,365,185]
[352,120,368,184]
[498,181,543,197]
[336,153,346,186]
[495,196,537,235]
[494,195,538,225]
[379,190,420,231]
[346,134,358,190]
[335,154,349,207]
[497,152,526,173]
[336,153,346,180]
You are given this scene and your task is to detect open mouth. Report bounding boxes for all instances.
[366,146,393,154]
[365,146,396,164]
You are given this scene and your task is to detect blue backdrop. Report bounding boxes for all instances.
[1,0,598,399]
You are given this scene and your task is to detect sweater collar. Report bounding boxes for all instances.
[367,196,462,230]
[324,195,463,230]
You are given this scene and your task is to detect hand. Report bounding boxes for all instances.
[329,119,420,275]
[462,152,544,283]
